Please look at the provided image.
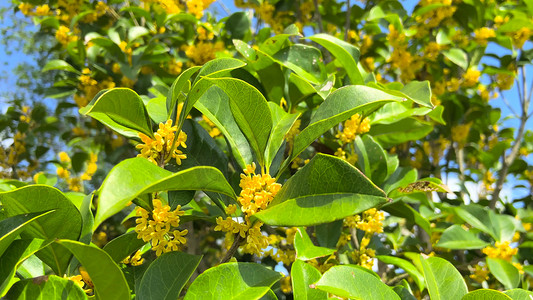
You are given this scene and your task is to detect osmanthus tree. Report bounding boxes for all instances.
[1,0,533,299]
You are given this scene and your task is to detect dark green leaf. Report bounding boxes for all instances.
[103,231,146,263]
[0,211,53,257]
[6,275,86,299]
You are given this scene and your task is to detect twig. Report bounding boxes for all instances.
[219,233,243,264]
[386,272,410,285]
[350,227,359,249]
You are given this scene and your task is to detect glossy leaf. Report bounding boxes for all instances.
[6,275,86,299]
[42,59,80,74]
[94,157,236,228]
[504,289,533,299]
[272,44,325,84]
[486,258,520,290]
[291,260,327,300]
[0,211,53,257]
[314,265,400,299]
[435,225,489,250]
[294,227,335,260]
[57,239,130,300]
[462,289,512,300]
[256,154,387,226]
[291,85,403,160]
[400,81,433,108]
[370,118,434,147]
[102,231,146,263]
[167,66,201,116]
[79,88,153,138]
[376,255,425,290]
[184,262,282,300]
[0,185,82,275]
[308,34,363,84]
[420,256,467,300]
[354,135,389,186]
[264,103,300,170]
[137,252,202,300]
[443,48,468,70]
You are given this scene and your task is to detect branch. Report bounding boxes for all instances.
[219,233,243,264]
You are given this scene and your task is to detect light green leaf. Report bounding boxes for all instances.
[42,59,80,74]
[376,256,425,290]
[0,185,82,275]
[0,211,54,257]
[184,262,282,300]
[314,265,400,299]
[56,239,130,300]
[291,260,327,300]
[486,258,520,290]
[255,154,387,226]
[272,44,326,84]
[6,275,86,299]
[462,289,512,300]
[401,81,433,108]
[294,227,335,260]
[443,48,468,70]
[80,88,153,138]
[195,86,253,168]
[102,231,146,263]
[147,96,168,124]
[308,34,363,85]
[291,86,403,160]
[264,103,300,170]
[382,167,418,195]
[455,205,517,242]
[420,255,467,300]
[137,252,202,300]
[369,118,434,147]
[128,26,150,41]
[196,57,246,80]
[167,66,201,117]
[94,157,236,228]
[504,289,533,299]
[354,135,389,186]
[436,225,489,250]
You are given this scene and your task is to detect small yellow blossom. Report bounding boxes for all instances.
[336,114,371,144]
[474,27,496,46]
[136,120,188,166]
[482,241,517,261]
[59,151,71,163]
[122,250,145,266]
[345,208,385,234]
[469,264,490,283]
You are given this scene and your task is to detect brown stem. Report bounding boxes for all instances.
[350,227,359,249]
[219,233,243,264]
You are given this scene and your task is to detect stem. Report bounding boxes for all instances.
[350,227,360,249]
[220,233,243,264]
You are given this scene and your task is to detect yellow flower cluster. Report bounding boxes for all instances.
[56,152,98,192]
[122,250,145,266]
[482,241,517,262]
[74,76,115,108]
[469,264,490,283]
[197,24,215,41]
[285,119,301,149]
[308,254,336,273]
[55,25,79,46]
[186,0,215,18]
[482,170,495,192]
[136,120,188,166]
[185,41,225,65]
[451,122,472,146]
[346,208,385,234]
[351,236,376,269]
[474,27,496,46]
[201,115,221,138]
[19,106,31,123]
[81,1,107,23]
[510,27,531,49]
[265,227,297,265]
[336,113,371,144]
[334,147,358,165]
[496,72,515,90]
[18,3,52,16]
[463,68,481,88]
[280,276,292,294]
[0,132,30,178]
[238,162,282,216]
[66,273,93,295]
[135,198,188,256]
[416,0,456,28]
[167,59,183,75]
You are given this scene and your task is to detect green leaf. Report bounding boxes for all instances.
[6,275,86,299]
[255,154,387,226]
[0,239,51,297]
[184,262,282,300]
[196,57,247,80]
[315,220,343,249]
[138,252,202,300]
[225,12,251,40]
[376,256,425,290]
[167,66,201,117]
[94,157,236,228]
[56,239,130,300]
[435,225,489,250]
[454,205,517,242]
[354,135,389,186]
[443,48,468,70]
[0,185,82,275]
[80,88,153,138]
[264,103,300,170]
[291,86,403,160]
[128,26,150,41]
[314,265,400,299]
[102,231,146,263]
[290,260,327,300]
[382,167,418,195]
[147,96,168,124]
[486,258,520,290]
[294,227,335,260]
[272,44,326,84]
[462,289,512,300]
[504,289,533,299]
[195,86,253,168]
[420,255,467,300]
[307,34,363,85]
[0,211,54,257]
[42,59,80,74]
[204,77,272,165]
[400,81,433,108]
[369,118,434,147]
[382,201,431,235]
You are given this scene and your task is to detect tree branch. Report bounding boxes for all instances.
[219,233,243,264]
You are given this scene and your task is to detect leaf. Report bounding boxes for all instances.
[369,118,434,147]
[137,252,201,300]
[290,260,327,300]
[294,227,336,260]
[128,26,150,41]
[255,154,387,226]
[167,66,201,116]
[225,12,251,40]
[462,289,512,300]
[147,96,168,124]
[443,48,468,70]
[400,81,433,108]
[272,44,326,84]
[504,289,533,299]
[0,185,82,275]
[454,205,517,242]
[94,157,236,229]
[307,34,363,85]
[435,225,489,250]
[382,167,418,195]
[80,88,153,138]
[196,57,247,80]
[184,262,282,300]
[291,86,403,160]
[42,59,80,74]
[204,77,272,165]
[315,220,343,249]
[6,275,87,299]
[397,179,453,194]
[56,239,130,300]
[264,103,300,170]
[420,255,467,300]
[102,231,146,263]
[354,135,389,186]
[314,265,400,299]
[486,258,520,290]
[0,239,51,297]
[376,256,425,290]
[0,211,54,257]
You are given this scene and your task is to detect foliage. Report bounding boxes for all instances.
[1,0,533,299]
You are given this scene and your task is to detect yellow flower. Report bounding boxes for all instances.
[280,276,291,294]
[238,163,282,216]
[451,122,472,146]
[18,3,34,15]
[55,25,78,46]
[463,68,481,88]
[59,151,71,163]
[346,208,385,234]
[136,120,188,166]
[510,27,531,49]
[56,167,70,179]
[482,241,517,261]
[122,250,145,266]
[35,4,51,16]
[474,27,496,46]
[336,113,371,144]
[469,264,490,283]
